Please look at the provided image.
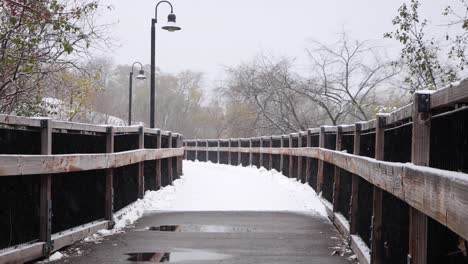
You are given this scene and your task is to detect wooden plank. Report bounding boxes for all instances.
[0,148,184,176]
[323,126,338,133]
[268,137,273,170]
[361,119,376,132]
[0,114,42,127]
[138,126,145,198]
[259,137,264,167]
[317,126,325,193]
[289,134,293,178]
[168,133,173,184]
[370,114,387,264]
[297,134,302,180]
[228,139,232,165]
[52,220,109,251]
[332,126,343,212]
[217,140,221,164]
[386,104,413,125]
[305,129,312,183]
[341,124,355,134]
[52,120,107,133]
[279,136,284,173]
[409,91,430,264]
[238,139,241,165]
[178,135,183,177]
[334,212,350,239]
[350,123,362,235]
[431,78,468,109]
[113,126,140,134]
[350,235,371,264]
[249,138,253,166]
[105,126,114,227]
[156,130,162,189]
[0,242,45,264]
[40,119,52,255]
[205,139,209,162]
[195,140,199,161]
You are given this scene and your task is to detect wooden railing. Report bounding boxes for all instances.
[184,79,468,264]
[0,117,184,263]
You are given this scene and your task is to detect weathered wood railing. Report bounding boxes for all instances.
[0,117,184,263]
[184,79,468,264]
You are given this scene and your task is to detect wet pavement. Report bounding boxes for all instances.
[51,211,353,263]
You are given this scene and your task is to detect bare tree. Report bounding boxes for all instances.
[296,33,399,123]
[220,56,318,136]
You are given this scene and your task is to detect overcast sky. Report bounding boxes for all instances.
[99,0,454,86]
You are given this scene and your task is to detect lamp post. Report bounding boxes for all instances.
[129,62,147,126]
[150,0,181,128]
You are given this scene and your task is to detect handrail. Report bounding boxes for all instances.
[184,145,468,242]
[0,148,184,176]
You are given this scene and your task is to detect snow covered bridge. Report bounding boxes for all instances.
[1,83,468,264]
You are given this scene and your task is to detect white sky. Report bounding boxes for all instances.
[98,0,456,87]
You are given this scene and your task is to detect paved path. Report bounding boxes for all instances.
[54,211,352,263]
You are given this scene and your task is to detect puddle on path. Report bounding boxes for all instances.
[126,250,231,262]
[146,224,258,233]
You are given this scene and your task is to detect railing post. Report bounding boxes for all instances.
[371,114,387,264]
[408,92,431,264]
[177,135,183,178]
[332,126,343,212]
[269,136,273,170]
[259,137,264,167]
[350,123,362,235]
[105,126,115,229]
[217,140,220,164]
[249,138,253,166]
[195,139,199,161]
[228,139,232,165]
[305,129,312,183]
[317,126,326,193]
[156,130,162,190]
[138,126,145,198]
[184,140,188,160]
[168,132,173,184]
[238,139,241,165]
[40,119,52,255]
[205,140,209,162]
[280,136,284,173]
[297,133,303,181]
[289,134,293,178]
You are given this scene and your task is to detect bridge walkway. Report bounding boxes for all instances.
[53,211,352,263]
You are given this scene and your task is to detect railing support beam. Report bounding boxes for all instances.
[408,92,431,264]
[39,119,53,256]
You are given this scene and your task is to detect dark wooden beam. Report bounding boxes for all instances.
[350,122,362,235]
[371,114,387,264]
[317,126,326,193]
[138,126,145,198]
[105,126,115,228]
[39,119,52,256]
[332,126,343,212]
[409,92,431,264]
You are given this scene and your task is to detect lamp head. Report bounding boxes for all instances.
[136,69,147,80]
[162,13,181,32]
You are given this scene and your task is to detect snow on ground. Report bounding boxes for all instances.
[81,160,326,243]
[169,161,326,214]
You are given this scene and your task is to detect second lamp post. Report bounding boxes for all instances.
[150,0,181,128]
[128,62,147,126]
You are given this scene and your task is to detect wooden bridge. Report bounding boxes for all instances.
[0,81,468,264]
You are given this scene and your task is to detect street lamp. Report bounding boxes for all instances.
[129,62,147,126]
[150,0,181,128]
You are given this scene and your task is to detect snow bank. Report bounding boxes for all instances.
[84,160,326,243]
[170,161,327,215]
